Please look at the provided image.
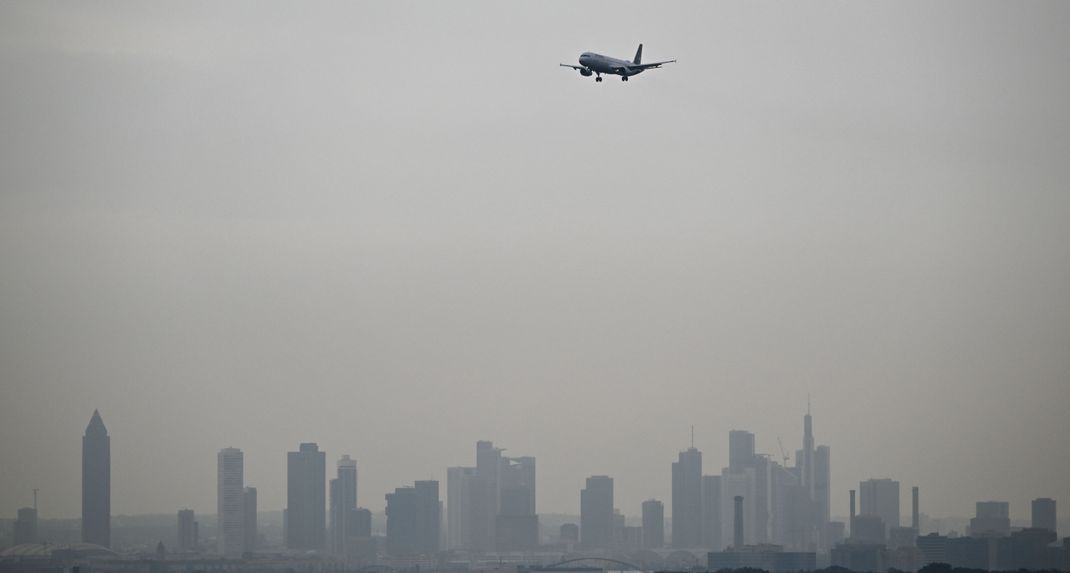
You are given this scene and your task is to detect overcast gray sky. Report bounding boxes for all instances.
[2,1,1069,523]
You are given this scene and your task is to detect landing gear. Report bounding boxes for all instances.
[595,76,603,82]
[622,76,629,82]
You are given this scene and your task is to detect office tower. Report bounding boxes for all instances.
[385,480,440,556]
[727,430,771,544]
[497,455,538,550]
[1032,498,1056,534]
[330,455,358,556]
[13,507,38,545]
[721,468,755,547]
[801,406,814,497]
[703,475,723,549]
[82,409,111,547]
[814,446,831,526]
[642,499,665,549]
[217,447,245,557]
[970,501,1010,537]
[912,487,920,532]
[287,443,326,550]
[177,509,197,552]
[733,496,745,548]
[672,447,702,547]
[729,430,756,470]
[580,475,613,549]
[473,441,502,551]
[860,478,900,537]
[244,487,257,552]
[447,466,477,549]
[560,523,579,543]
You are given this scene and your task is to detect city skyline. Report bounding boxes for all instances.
[4,405,1066,526]
[3,0,1069,533]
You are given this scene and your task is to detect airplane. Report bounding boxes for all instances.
[560,44,676,82]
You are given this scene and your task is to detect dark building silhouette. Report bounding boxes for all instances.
[82,409,110,547]
[385,480,440,556]
[641,499,664,549]
[243,486,257,552]
[177,509,197,552]
[859,478,899,540]
[1032,497,1056,534]
[330,455,358,556]
[702,475,722,549]
[733,495,745,549]
[559,522,579,543]
[672,446,702,547]
[970,501,1011,537]
[13,507,38,545]
[580,475,613,549]
[287,442,326,551]
[217,447,245,557]
[497,455,538,550]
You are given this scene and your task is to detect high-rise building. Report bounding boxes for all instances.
[642,499,664,549]
[177,509,198,552]
[580,475,613,549]
[330,455,358,556]
[447,466,477,549]
[859,478,900,537]
[970,501,1010,537]
[721,468,755,547]
[729,430,756,471]
[217,447,245,557]
[672,447,702,547]
[1032,498,1056,534]
[243,487,257,552]
[82,410,111,547]
[448,441,538,552]
[385,480,440,556]
[814,446,831,527]
[474,441,502,549]
[497,455,538,550]
[287,443,326,551]
[702,475,723,549]
[13,507,38,545]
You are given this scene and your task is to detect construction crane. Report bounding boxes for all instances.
[777,436,790,466]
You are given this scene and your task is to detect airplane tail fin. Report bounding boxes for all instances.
[633,43,643,65]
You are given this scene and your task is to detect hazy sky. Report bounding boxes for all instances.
[2,2,1069,523]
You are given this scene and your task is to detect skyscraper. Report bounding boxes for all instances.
[330,455,358,556]
[217,447,245,557]
[177,509,198,552]
[385,480,440,556]
[447,466,477,549]
[1032,498,1056,534]
[642,499,664,549]
[580,475,613,549]
[672,447,702,547]
[814,445,831,529]
[702,475,723,549]
[497,455,538,550]
[287,443,327,551]
[243,487,258,552]
[729,430,756,471]
[82,409,110,547]
[859,478,900,538]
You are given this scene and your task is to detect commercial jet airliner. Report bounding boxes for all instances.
[560,44,676,82]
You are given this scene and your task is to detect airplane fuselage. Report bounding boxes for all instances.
[579,52,644,77]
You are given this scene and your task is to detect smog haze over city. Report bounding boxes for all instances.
[2,1,1070,567]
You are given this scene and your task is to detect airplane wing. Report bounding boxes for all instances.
[632,59,676,70]
[559,63,585,70]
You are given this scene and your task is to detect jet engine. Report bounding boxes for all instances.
[579,68,592,77]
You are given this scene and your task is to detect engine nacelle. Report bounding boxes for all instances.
[580,68,592,77]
